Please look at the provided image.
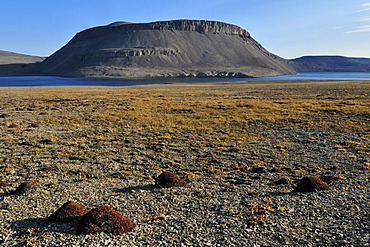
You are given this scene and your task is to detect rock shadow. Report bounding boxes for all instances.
[10,217,77,235]
[113,184,156,193]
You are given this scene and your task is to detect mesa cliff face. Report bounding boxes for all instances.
[38,20,295,78]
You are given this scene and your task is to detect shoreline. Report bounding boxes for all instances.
[0,72,370,87]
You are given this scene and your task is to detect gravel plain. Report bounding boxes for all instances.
[0,81,369,246]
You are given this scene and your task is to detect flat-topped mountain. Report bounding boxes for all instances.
[38,20,295,78]
[290,56,370,72]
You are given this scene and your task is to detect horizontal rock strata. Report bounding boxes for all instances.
[37,19,295,79]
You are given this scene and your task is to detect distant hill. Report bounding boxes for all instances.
[0,50,43,65]
[289,56,370,72]
[38,20,295,79]
[0,50,44,76]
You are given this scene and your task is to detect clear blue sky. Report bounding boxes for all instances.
[0,0,369,58]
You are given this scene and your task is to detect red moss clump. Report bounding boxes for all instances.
[76,205,136,235]
[155,171,188,188]
[0,180,7,188]
[46,201,89,223]
[293,176,330,192]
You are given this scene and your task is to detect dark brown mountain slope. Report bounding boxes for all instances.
[38,20,295,79]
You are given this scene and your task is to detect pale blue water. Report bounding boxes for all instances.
[0,72,369,87]
[254,72,370,81]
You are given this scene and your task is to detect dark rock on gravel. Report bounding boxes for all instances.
[293,176,330,192]
[268,167,281,173]
[274,177,292,185]
[155,171,188,188]
[29,123,40,128]
[251,167,267,173]
[77,205,135,235]
[7,123,19,129]
[12,180,40,195]
[46,201,89,223]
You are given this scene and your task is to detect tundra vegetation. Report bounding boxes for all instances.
[0,80,369,246]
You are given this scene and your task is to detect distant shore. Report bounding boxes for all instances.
[1,72,370,87]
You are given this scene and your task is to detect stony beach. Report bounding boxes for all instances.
[0,80,369,246]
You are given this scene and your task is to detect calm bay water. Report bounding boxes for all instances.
[0,72,369,87]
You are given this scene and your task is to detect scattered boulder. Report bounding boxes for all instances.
[12,180,40,195]
[29,123,40,128]
[293,176,330,192]
[251,167,267,173]
[46,201,89,223]
[249,175,262,180]
[155,171,188,188]
[7,123,19,128]
[77,205,135,235]
[274,177,292,185]
[268,167,281,173]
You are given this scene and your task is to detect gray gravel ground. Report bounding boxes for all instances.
[1,129,368,246]
[0,83,369,246]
